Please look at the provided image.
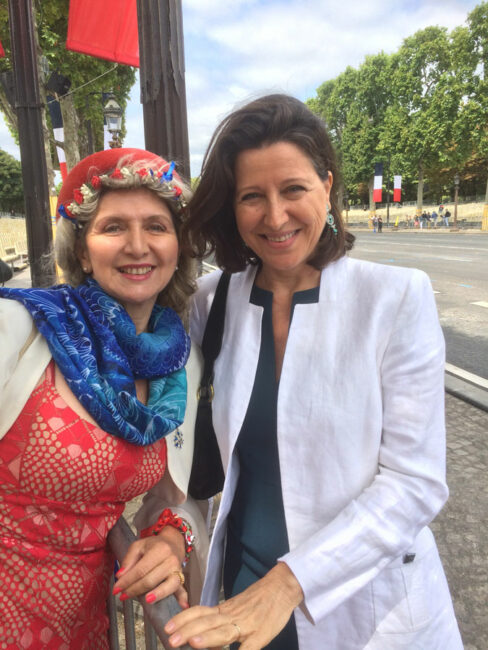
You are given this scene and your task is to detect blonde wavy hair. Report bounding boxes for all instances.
[55,155,195,323]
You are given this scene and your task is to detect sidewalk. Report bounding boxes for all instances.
[431,394,488,649]
[4,267,488,647]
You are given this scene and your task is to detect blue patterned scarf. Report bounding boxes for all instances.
[0,278,190,445]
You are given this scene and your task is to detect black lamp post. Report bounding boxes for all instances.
[8,0,55,287]
[453,173,460,230]
[103,95,123,148]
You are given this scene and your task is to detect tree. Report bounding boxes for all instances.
[0,149,24,212]
[308,53,395,206]
[0,0,136,183]
[384,26,465,210]
[464,1,488,203]
[307,7,488,208]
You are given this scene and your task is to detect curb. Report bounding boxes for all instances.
[348,227,487,234]
[445,364,488,412]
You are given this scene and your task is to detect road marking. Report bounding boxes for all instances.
[471,301,488,309]
[354,249,472,262]
[445,363,488,389]
[356,238,486,253]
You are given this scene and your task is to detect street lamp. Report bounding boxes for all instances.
[103,95,122,148]
[453,173,460,230]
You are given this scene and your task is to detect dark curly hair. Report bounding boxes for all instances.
[182,93,354,272]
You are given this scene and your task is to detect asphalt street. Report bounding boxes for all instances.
[350,230,488,380]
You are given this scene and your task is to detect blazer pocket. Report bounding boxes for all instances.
[372,548,437,634]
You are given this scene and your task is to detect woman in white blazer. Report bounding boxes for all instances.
[165,95,462,649]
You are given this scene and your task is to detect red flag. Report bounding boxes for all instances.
[393,175,402,203]
[66,0,139,67]
[0,39,5,58]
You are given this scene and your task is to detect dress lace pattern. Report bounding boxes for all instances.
[0,361,167,649]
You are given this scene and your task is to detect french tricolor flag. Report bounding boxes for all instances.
[373,163,383,203]
[393,175,402,203]
[0,39,5,58]
[47,96,68,181]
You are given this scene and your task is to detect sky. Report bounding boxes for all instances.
[0,0,481,176]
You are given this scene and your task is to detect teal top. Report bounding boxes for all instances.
[223,282,320,650]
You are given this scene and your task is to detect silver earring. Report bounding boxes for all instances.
[326,205,338,236]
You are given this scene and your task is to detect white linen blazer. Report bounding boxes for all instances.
[0,297,208,601]
[190,256,462,649]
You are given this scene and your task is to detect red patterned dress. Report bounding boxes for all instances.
[0,361,167,649]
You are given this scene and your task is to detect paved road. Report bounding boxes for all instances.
[350,231,488,379]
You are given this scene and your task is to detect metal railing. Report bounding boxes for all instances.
[107,517,193,650]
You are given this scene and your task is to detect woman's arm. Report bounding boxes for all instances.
[280,269,447,623]
[0,299,51,439]
[113,343,209,607]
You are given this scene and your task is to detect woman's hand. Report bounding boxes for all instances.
[113,526,189,609]
[164,562,303,649]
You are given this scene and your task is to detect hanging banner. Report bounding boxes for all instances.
[102,92,112,150]
[66,0,139,67]
[373,162,383,203]
[0,40,5,58]
[47,96,68,181]
[393,175,402,203]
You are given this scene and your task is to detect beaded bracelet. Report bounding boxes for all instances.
[140,508,194,567]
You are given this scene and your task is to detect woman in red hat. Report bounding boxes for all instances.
[0,149,206,648]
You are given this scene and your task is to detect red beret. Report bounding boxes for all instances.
[57,148,175,216]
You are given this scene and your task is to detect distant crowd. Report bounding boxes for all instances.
[371,205,452,231]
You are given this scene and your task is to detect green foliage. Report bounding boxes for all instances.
[0,0,136,157]
[308,3,488,204]
[0,149,23,211]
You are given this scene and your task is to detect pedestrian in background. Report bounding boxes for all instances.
[378,215,383,232]
[444,209,451,227]
[165,93,462,650]
[432,209,438,228]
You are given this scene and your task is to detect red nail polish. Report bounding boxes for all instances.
[116,567,126,577]
[112,585,122,596]
[119,593,129,602]
[146,593,156,604]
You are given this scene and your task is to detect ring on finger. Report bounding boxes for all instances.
[231,622,241,642]
[170,570,185,586]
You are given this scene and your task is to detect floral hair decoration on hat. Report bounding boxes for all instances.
[57,149,187,229]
